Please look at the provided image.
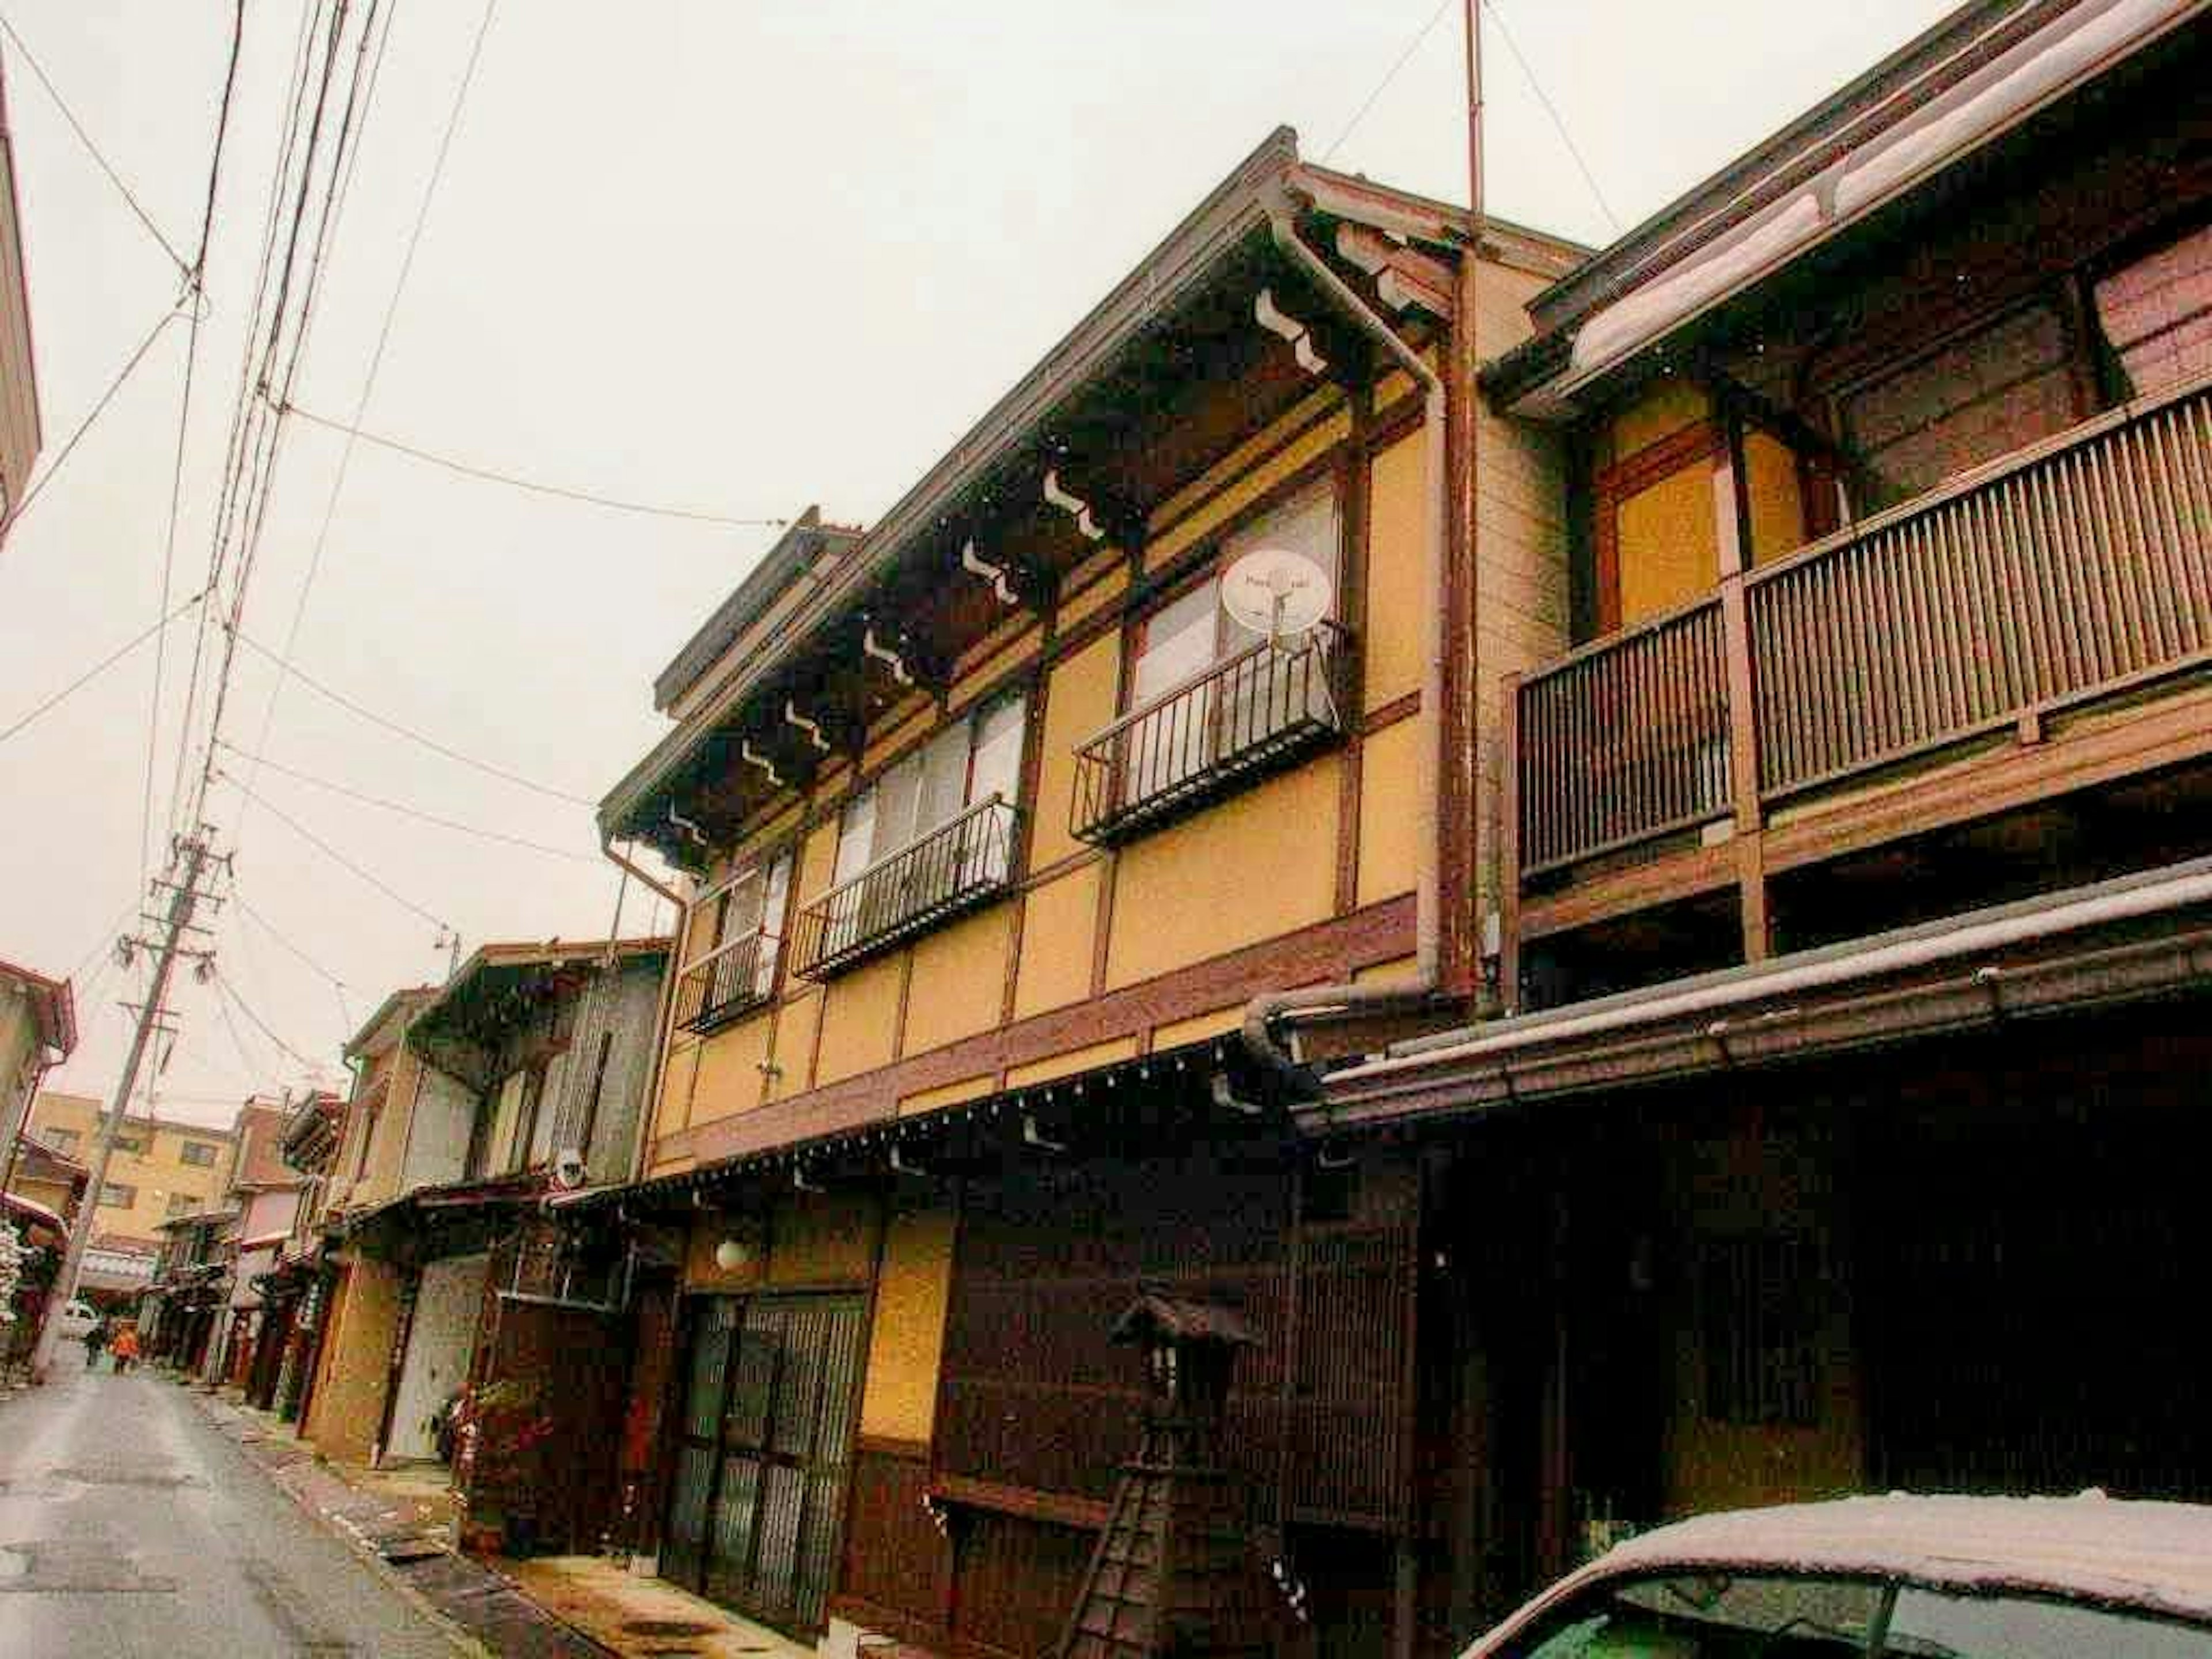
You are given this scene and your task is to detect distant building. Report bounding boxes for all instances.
[0,957,74,1173]
[23,1092,237,1250]
[0,47,42,535]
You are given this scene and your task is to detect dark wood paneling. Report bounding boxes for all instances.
[839,1444,951,1643]
[952,1511,1096,1659]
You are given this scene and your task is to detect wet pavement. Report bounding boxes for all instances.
[0,1348,465,1657]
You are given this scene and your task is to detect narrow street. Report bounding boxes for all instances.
[0,1350,462,1658]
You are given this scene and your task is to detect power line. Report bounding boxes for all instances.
[283,402,791,528]
[234,892,355,1033]
[226,627,597,806]
[0,12,192,276]
[1482,0,1623,234]
[212,771,450,931]
[215,739,601,864]
[145,0,249,889]
[243,0,501,830]
[1323,0,1456,164]
[214,970,323,1071]
[0,303,185,546]
[0,588,208,748]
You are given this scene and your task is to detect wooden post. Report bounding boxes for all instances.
[1712,435,1770,961]
[1498,672,1522,1014]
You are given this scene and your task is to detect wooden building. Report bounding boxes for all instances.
[580,129,1584,1659]
[1313,0,2212,1636]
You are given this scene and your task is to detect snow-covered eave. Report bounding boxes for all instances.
[1502,0,2207,422]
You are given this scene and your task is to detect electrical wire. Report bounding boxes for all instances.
[1322,0,1456,164]
[1481,0,1623,234]
[225,627,597,806]
[234,893,354,1032]
[0,304,186,547]
[0,588,209,748]
[144,0,249,889]
[282,402,791,528]
[0,12,192,276]
[211,771,450,932]
[241,0,501,830]
[214,739,601,864]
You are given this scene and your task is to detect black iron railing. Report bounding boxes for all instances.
[792,797,1022,979]
[1071,621,1349,844]
[673,929,778,1033]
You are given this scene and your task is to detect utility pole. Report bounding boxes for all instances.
[30,828,222,1379]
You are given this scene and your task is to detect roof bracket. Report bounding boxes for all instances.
[862,624,918,690]
[740,738,786,790]
[1042,468,1108,542]
[1255,287,1328,377]
[960,539,1022,608]
[783,702,832,755]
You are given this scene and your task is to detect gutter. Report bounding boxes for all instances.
[1241,212,1455,1090]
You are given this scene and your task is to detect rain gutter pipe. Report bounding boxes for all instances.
[1335,853,2212,1092]
[1243,210,1452,1092]
[601,837,690,1185]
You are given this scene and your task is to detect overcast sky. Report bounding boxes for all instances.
[0,0,1959,1127]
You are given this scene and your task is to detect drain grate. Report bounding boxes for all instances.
[621,1620,716,1638]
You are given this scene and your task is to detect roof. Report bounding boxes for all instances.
[1505,1495,2212,1634]
[342,984,438,1061]
[1485,0,2209,413]
[408,935,669,1059]
[10,1134,86,1185]
[0,955,76,1058]
[1,1189,63,1231]
[653,507,866,713]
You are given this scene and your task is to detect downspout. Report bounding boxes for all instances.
[601,838,689,1185]
[1243,210,1455,1092]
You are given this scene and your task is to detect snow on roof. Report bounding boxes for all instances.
[1592,1494,2212,1625]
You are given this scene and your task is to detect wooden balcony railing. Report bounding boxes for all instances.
[1515,372,2212,880]
[792,797,1022,980]
[673,929,777,1033]
[1071,620,1350,844]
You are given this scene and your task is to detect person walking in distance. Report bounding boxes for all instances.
[82,1317,108,1371]
[109,1323,139,1375]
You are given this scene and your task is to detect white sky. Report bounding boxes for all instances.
[0,0,1959,1128]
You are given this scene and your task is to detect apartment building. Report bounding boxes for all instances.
[25,1091,237,1248]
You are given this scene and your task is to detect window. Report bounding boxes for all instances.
[178,1141,218,1167]
[2094,220,2212,400]
[166,1194,200,1218]
[112,1130,146,1155]
[814,690,1027,963]
[98,1182,138,1209]
[686,849,795,1005]
[40,1127,79,1154]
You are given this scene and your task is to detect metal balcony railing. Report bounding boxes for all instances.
[791,797,1022,980]
[673,929,778,1033]
[1071,620,1349,844]
[1513,371,2212,879]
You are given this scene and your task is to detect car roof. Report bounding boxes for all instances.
[1583,1495,2212,1627]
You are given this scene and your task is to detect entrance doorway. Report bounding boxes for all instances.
[387,1252,490,1464]
[663,1294,867,1633]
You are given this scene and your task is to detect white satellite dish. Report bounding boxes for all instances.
[1220,548,1332,643]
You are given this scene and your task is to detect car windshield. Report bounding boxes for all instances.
[1500,1572,2209,1658]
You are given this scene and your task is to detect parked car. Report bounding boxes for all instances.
[1460,1493,2212,1657]
[52,1300,99,1341]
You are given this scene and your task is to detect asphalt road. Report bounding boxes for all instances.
[0,1347,463,1658]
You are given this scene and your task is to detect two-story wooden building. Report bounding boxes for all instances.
[1322,0,2212,1630]
[581,130,1584,1659]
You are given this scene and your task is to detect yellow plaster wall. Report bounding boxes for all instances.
[1363,427,1430,712]
[1030,634,1122,872]
[1007,1035,1140,1088]
[1612,379,1710,459]
[1012,864,1101,1021]
[1145,407,1353,574]
[360,1047,420,1205]
[1744,428,1808,565]
[304,1256,401,1465]
[1149,1003,1246,1050]
[901,906,1013,1057]
[1356,717,1421,908]
[1104,760,1338,988]
[1616,464,1719,626]
[775,988,823,1095]
[654,1039,701,1138]
[813,955,904,1086]
[798,819,842,912]
[899,1074,996,1116]
[690,1013,771,1125]
[767,1191,877,1287]
[859,1206,956,1442]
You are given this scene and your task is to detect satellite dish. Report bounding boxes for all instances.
[1220,548,1332,642]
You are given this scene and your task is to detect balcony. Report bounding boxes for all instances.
[674,930,778,1033]
[792,797,1022,980]
[1510,371,2212,933]
[1072,620,1350,844]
